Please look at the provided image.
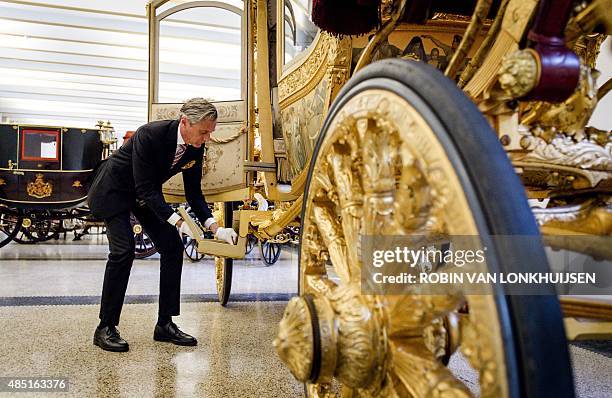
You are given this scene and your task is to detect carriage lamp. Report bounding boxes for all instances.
[96,120,117,146]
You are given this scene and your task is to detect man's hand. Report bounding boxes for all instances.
[178,221,197,239]
[215,227,238,245]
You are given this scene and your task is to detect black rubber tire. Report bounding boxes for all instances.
[299,59,574,398]
[217,201,234,306]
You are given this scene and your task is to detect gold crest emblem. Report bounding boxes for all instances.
[27,174,52,199]
[181,160,196,170]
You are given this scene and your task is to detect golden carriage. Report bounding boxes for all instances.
[146,0,611,396]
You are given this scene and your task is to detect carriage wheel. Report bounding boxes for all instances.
[215,202,234,306]
[245,234,257,255]
[0,208,22,248]
[13,214,52,244]
[130,215,157,259]
[259,239,281,266]
[184,236,204,262]
[274,60,573,398]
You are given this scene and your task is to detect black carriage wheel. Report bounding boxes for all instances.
[24,217,54,243]
[0,210,22,248]
[260,240,282,266]
[245,234,257,255]
[134,228,157,259]
[215,201,234,306]
[130,214,157,259]
[184,237,204,262]
[293,59,573,397]
[13,215,52,244]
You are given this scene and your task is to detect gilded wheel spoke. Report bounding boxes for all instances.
[391,341,472,398]
[328,146,363,283]
[312,202,351,284]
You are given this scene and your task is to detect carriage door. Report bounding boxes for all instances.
[147,1,249,200]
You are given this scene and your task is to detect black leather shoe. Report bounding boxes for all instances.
[154,322,197,346]
[93,326,129,352]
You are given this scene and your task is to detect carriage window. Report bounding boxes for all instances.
[21,129,60,162]
[283,0,318,64]
[157,6,243,103]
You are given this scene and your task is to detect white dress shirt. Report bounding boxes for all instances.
[166,122,217,229]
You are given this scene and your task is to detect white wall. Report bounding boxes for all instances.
[0,0,243,137]
[589,36,611,130]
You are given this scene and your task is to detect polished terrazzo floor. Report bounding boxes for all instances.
[1,235,611,397]
[0,302,302,397]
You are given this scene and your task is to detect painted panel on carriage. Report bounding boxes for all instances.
[351,25,488,79]
[279,78,327,181]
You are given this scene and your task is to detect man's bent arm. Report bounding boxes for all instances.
[132,127,175,221]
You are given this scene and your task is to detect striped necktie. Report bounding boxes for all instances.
[172,144,187,167]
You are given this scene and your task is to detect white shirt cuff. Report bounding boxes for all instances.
[167,212,181,226]
[204,217,217,229]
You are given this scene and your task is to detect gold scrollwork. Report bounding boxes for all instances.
[72,180,82,188]
[0,178,5,186]
[278,33,351,108]
[26,174,52,199]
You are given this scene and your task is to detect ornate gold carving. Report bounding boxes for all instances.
[534,198,612,236]
[503,35,611,203]
[465,0,538,99]
[278,33,351,108]
[422,317,449,361]
[522,65,602,141]
[431,13,473,23]
[274,297,314,382]
[249,197,303,240]
[0,178,5,186]
[26,174,52,199]
[214,256,225,300]
[497,49,539,99]
[72,180,82,188]
[278,89,509,397]
[515,133,611,172]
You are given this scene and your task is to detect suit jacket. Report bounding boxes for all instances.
[88,119,213,223]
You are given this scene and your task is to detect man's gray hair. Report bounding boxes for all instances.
[179,98,218,124]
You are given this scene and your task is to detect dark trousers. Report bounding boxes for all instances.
[99,204,184,326]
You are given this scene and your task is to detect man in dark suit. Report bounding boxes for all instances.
[88,98,237,352]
